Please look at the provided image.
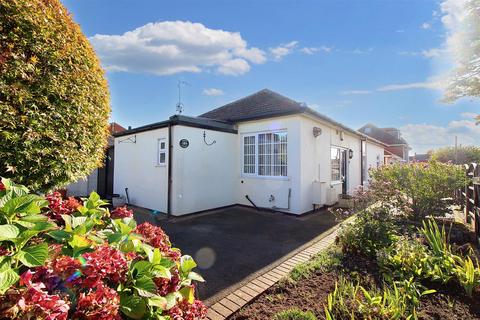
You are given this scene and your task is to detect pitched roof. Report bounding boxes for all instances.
[200,89,305,122]
[109,122,126,134]
[200,89,386,146]
[358,123,408,146]
[114,89,386,147]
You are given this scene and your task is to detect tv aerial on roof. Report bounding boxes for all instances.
[176,80,190,114]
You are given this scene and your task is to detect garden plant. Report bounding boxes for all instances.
[0,178,207,319]
[0,0,110,191]
[231,162,479,320]
[367,160,466,219]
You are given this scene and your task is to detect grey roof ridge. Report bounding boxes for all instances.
[199,88,295,117]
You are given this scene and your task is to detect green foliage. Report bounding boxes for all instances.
[379,218,480,297]
[0,178,206,318]
[274,308,317,320]
[324,277,433,320]
[0,0,110,191]
[369,161,466,219]
[337,207,397,257]
[430,146,480,165]
[454,256,480,297]
[288,246,342,282]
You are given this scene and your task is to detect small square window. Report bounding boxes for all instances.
[157,138,167,166]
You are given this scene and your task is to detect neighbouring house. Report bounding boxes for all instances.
[113,89,386,216]
[358,123,410,164]
[66,122,126,198]
[409,153,430,162]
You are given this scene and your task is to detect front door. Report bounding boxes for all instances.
[341,149,348,194]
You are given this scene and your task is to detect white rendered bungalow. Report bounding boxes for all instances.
[113,89,385,216]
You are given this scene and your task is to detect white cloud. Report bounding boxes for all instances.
[353,48,373,54]
[460,112,478,119]
[89,21,266,76]
[398,51,419,56]
[421,22,432,29]
[269,41,298,61]
[377,77,446,92]
[341,90,372,95]
[421,48,444,58]
[300,46,333,55]
[202,88,224,96]
[401,119,480,153]
[398,48,445,58]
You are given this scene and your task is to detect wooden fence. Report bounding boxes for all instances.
[460,163,480,246]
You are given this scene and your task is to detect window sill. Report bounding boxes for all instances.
[330,181,343,186]
[155,164,167,167]
[240,175,290,181]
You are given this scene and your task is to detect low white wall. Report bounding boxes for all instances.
[114,128,169,212]
[236,116,303,214]
[170,126,238,215]
[66,170,98,197]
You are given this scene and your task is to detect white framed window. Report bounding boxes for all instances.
[242,131,287,177]
[157,138,167,166]
[331,147,341,182]
[243,135,256,174]
[361,140,367,184]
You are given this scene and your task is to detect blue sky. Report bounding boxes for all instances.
[62,0,479,153]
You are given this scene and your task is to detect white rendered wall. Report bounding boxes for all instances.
[114,128,169,212]
[299,115,363,214]
[170,126,238,215]
[365,141,385,181]
[236,116,303,214]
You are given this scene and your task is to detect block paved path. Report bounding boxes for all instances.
[205,226,339,320]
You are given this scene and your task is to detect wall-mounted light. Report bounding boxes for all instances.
[313,127,322,137]
[349,149,354,159]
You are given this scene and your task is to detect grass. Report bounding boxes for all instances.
[288,245,343,282]
[273,308,317,320]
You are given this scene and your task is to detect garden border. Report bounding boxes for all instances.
[205,221,342,320]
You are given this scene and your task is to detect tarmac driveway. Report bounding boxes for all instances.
[134,206,339,303]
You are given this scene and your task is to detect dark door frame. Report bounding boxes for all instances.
[341,149,348,194]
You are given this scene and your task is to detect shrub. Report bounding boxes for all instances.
[274,308,317,320]
[336,207,397,258]
[0,0,110,191]
[0,178,206,319]
[369,161,466,219]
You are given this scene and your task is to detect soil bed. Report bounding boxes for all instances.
[230,271,337,320]
[229,218,480,320]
